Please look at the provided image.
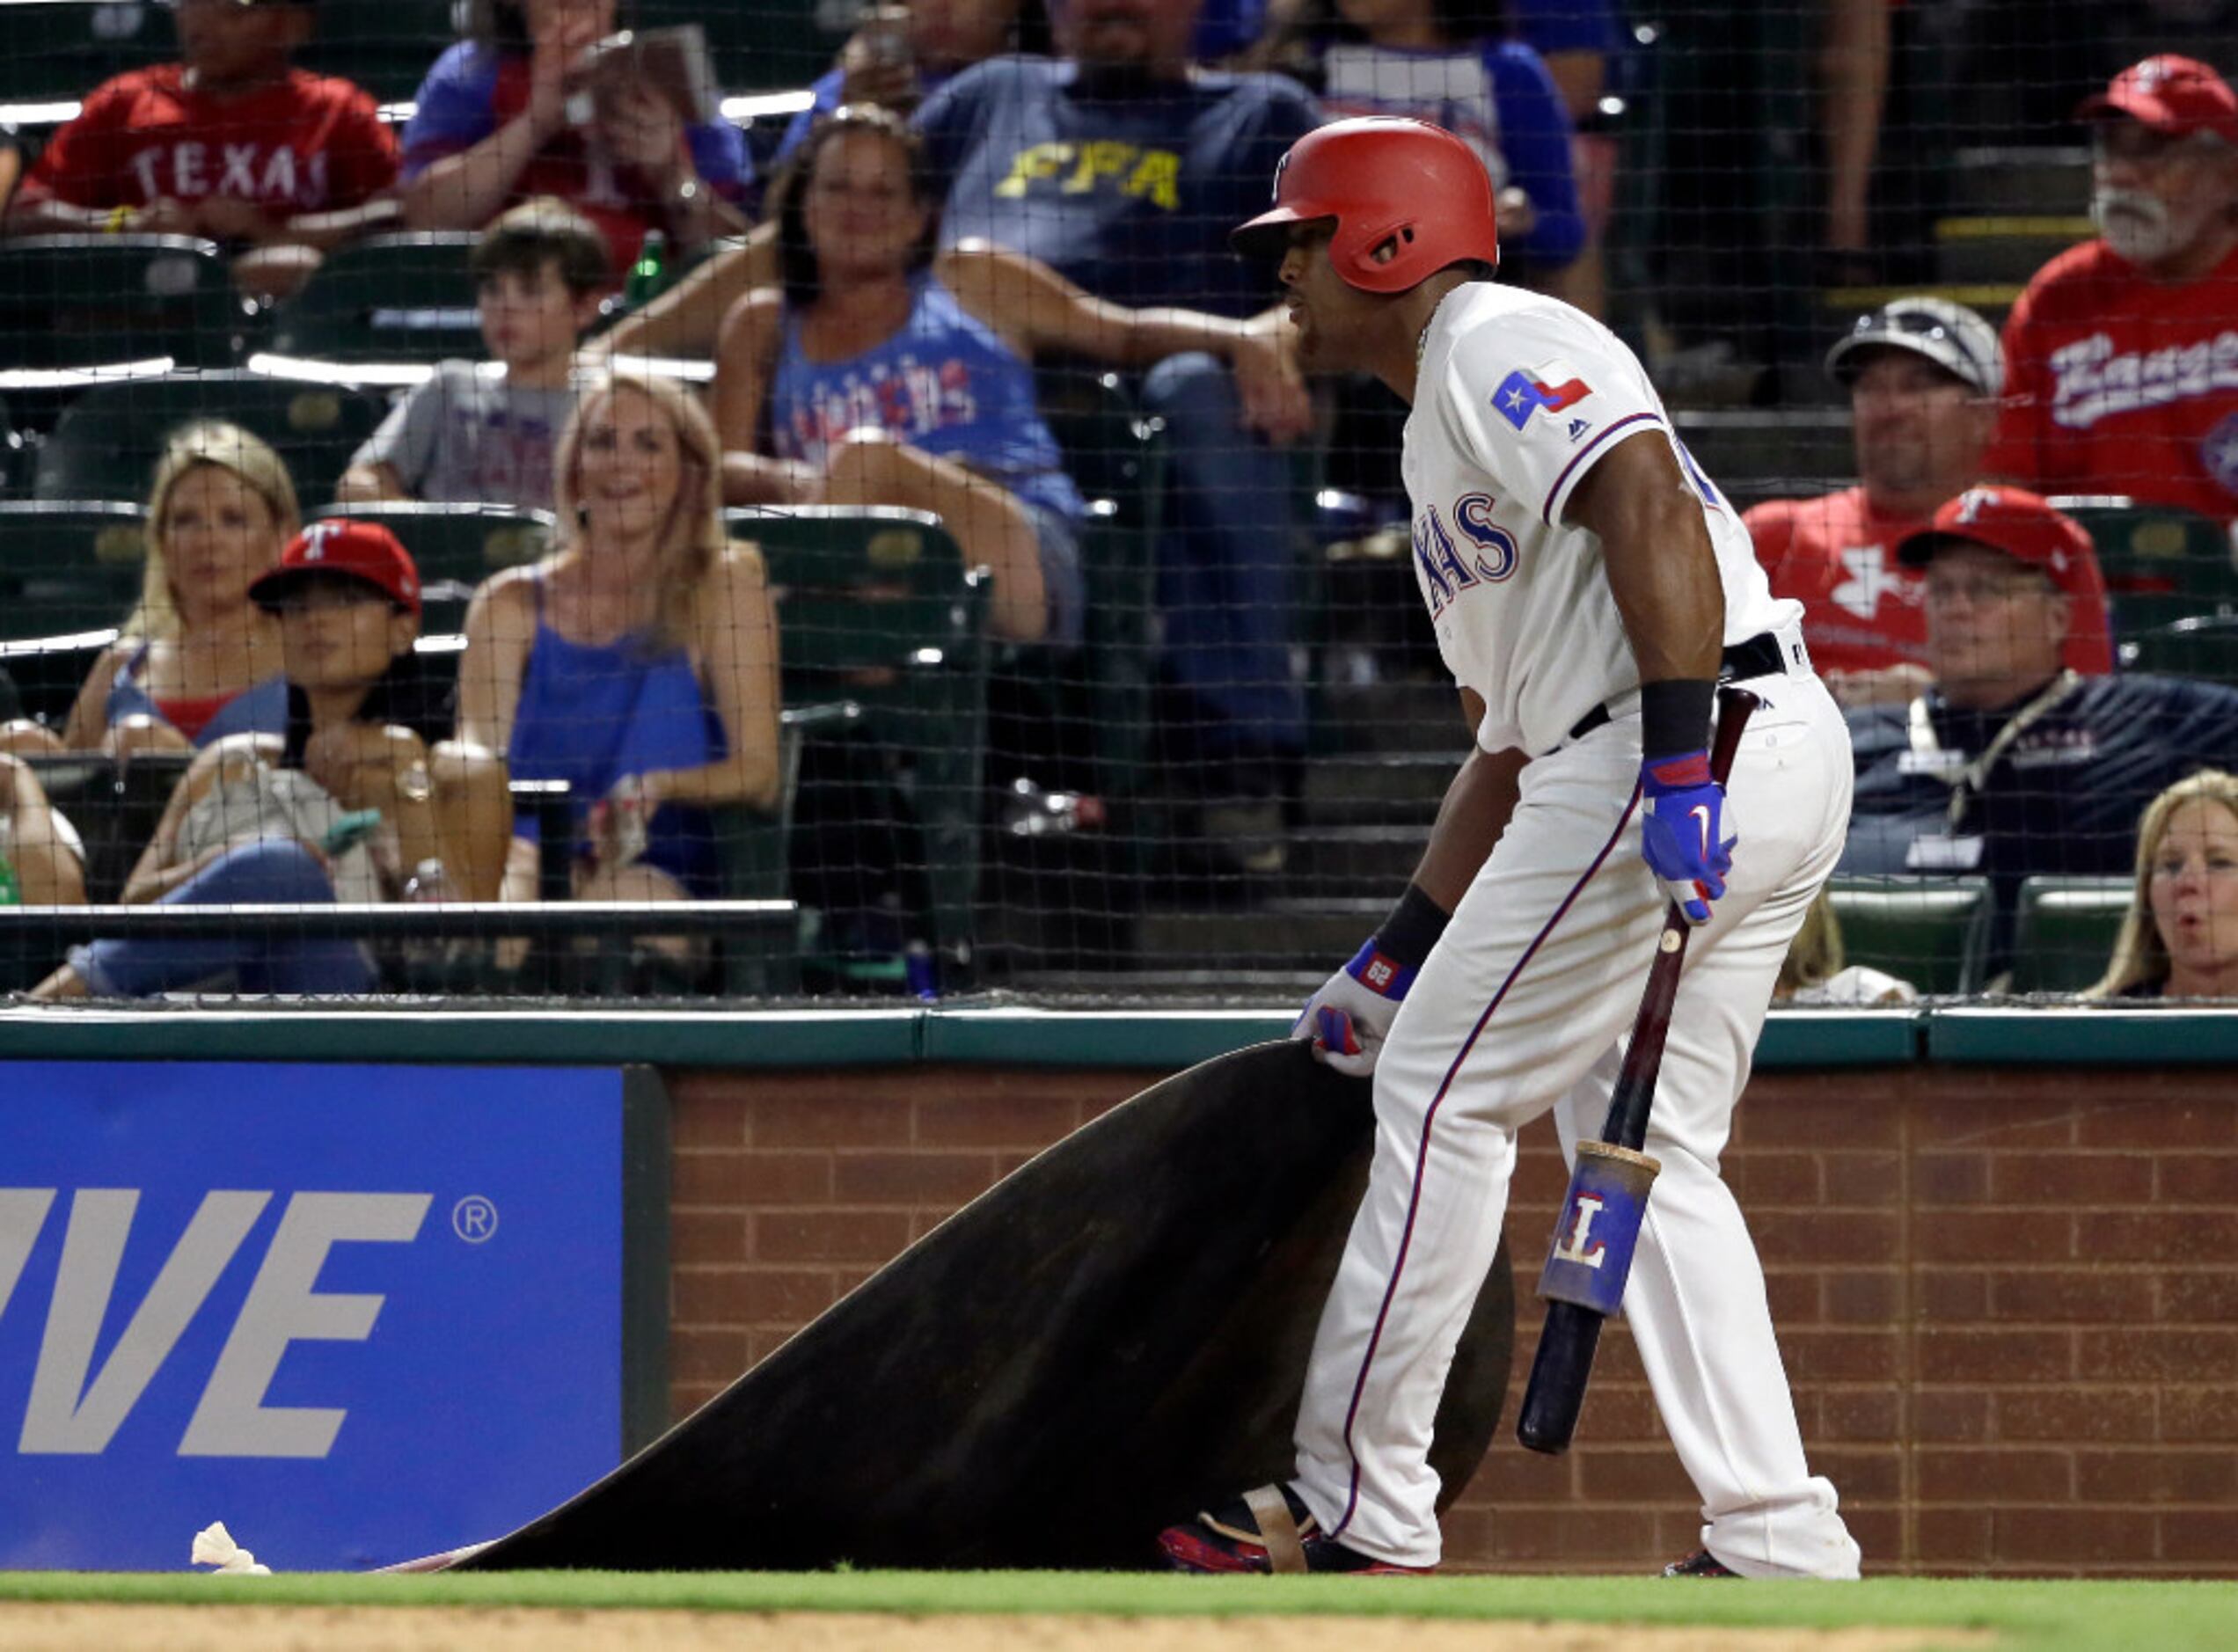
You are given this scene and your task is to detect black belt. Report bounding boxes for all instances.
[1563,631,1790,744]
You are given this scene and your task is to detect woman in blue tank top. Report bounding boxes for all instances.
[713,104,1299,647]
[456,369,783,924]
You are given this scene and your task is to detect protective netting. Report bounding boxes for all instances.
[3,0,2238,1005]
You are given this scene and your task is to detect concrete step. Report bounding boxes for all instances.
[1934,216,2091,287]
[1318,680,1474,755]
[1673,410,1852,501]
[1284,824,1430,898]
[1135,900,1386,967]
[1300,751,1456,827]
[1950,146,2090,217]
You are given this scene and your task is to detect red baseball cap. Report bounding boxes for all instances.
[2078,55,2238,145]
[250,519,422,618]
[1896,486,2097,597]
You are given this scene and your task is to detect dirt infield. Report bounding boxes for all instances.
[0,1604,1993,1651]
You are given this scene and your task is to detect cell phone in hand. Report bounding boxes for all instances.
[320,808,384,857]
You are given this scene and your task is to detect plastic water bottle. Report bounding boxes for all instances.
[625,231,669,309]
[0,816,19,906]
[999,777,1107,837]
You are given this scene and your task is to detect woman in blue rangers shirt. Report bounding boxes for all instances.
[713,104,1297,647]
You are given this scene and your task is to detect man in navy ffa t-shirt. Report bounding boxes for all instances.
[914,0,1322,845]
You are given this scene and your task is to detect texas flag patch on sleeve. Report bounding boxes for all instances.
[1493,368,1593,431]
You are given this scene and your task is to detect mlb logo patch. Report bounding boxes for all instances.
[1495,369,1592,431]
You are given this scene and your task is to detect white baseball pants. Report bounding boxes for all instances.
[1290,669,1863,1578]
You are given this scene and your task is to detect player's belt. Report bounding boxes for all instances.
[1561,627,1807,745]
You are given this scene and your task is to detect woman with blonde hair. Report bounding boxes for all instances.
[2,420,295,757]
[457,367,782,919]
[2089,769,2238,1000]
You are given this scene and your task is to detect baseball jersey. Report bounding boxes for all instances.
[1315,40,1583,270]
[1987,238,2238,523]
[402,43,752,283]
[912,57,1320,318]
[1744,486,2115,677]
[19,65,397,216]
[1406,281,1796,757]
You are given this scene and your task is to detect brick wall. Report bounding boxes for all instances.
[662,1063,2238,1577]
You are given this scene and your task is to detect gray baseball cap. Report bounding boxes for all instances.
[1825,296,2003,395]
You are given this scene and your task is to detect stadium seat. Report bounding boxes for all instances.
[0,1,172,106]
[33,369,389,510]
[2008,875,2132,994]
[1824,874,1994,996]
[321,499,553,628]
[727,504,990,980]
[0,236,246,371]
[268,232,485,363]
[2118,612,2238,686]
[0,499,149,642]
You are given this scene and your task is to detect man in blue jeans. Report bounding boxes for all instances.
[913,0,1321,862]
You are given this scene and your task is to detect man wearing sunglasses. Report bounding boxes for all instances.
[1748,296,2112,711]
[1989,55,2238,524]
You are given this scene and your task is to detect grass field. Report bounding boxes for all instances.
[0,1570,2231,1651]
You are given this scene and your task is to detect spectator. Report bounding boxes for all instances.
[2089,769,2238,999]
[0,756,87,907]
[773,0,1025,166]
[1989,55,2238,522]
[456,369,781,928]
[1307,0,1583,275]
[1746,296,2114,710]
[338,197,607,509]
[1843,486,2238,976]
[32,523,458,1000]
[1,0,400,303]
[399,0,754,284]
[1513,0,1622,316]
[910,0,1320,853]
[1,422,295,761]
[719,106,1293,647]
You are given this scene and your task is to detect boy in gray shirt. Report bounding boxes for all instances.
[339,199,607,510]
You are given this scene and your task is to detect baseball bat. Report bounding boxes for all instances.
[1514,685,1759,1457]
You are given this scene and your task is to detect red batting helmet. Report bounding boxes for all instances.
[1231,117,1501,293]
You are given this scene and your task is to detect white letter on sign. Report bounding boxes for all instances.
[180,1192,430,1458]
[1551,1193,1608,1268]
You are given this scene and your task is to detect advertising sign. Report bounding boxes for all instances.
[0,1062,650,1570]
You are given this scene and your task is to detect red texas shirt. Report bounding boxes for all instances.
[19,65,398,216]
[1988,238,2238,525]
[1745,485,2114,676]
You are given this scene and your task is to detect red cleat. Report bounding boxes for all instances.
[1157,1484,1434,1576]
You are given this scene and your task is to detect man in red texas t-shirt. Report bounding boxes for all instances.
[3,0,398,300]
[1990,55,2238,524]
[1746,296,2115,708]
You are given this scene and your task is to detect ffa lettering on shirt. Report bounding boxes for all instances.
[993,143,1181,208]
[780,355,981,468]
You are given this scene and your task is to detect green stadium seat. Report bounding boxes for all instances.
[33,369,389,510]
[1824,874,1993,996]
[2118,612,2238,686]
[0,236,246,371]
[0,499,149,641]
[0,2,172,106]
[2008,875,2133,994]
[727,504,989,979]
[319,499,553,628]
[268,232,485,363]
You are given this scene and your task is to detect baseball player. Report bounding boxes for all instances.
[1157,117,1861,1580]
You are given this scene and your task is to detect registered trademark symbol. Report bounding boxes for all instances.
[452,1195,498,1243]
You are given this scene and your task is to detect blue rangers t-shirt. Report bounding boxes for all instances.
[911,56,1321,318]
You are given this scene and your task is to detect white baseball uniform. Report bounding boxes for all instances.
[1286,281,1863,1578]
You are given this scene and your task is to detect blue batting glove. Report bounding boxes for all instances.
[1291,939,1415,1077]
[1637,750,1736,925]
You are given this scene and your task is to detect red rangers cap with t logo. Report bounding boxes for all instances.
[2078,55,2238,144]
[1894,486,2098,599]
[250,519,422,618]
